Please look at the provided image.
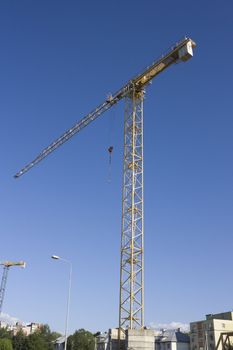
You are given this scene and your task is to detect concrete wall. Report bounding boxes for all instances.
[126,329,155,350]
[156,341,176,350]
[177,342,190,350]
[156,340,189,350]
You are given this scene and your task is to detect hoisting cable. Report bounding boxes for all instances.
[107,93,115,183]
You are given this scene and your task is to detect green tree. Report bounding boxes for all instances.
[24,324,61,350]
[68,329,95,350]
[0,328,12,340]
[1,323,61,350]
[12,330,27,350]
[26,332,47,350]
[50,332,61,342]
[0,338,13,350]
[36,324,61,350]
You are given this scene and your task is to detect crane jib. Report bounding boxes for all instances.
[14,37,195,178]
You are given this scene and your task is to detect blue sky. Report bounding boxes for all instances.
[0,0,233,335]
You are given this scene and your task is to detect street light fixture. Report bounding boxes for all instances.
[51,255,60,260]
[51,255,72,350]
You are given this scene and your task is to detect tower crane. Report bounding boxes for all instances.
[14,37,196,331]
[0,261,26,314]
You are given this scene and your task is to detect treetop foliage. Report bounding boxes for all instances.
[0,325,95,350]
[0,339,13,350]
[67,329,95,350]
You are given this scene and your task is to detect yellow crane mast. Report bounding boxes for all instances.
[14,37,196,332]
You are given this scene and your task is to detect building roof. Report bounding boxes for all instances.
[55,336,66,344]
[155,330,190,343]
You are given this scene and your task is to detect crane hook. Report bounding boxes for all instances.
[108,146,114,183]
[108,146,113,155]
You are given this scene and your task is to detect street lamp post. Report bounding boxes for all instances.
[51,255,72,350]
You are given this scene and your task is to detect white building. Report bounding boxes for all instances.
[0,321,9,329]
[155,329,190,350]
[95,331,109,350]
[190,312,233,350]
[54,336,65,350]
[11,322,41,336]
[23,322,42,336]
[96,329,125,350]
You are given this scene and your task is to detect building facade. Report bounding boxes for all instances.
[190,312,233,350]
[0,321,42,336]
[12,322,42,336]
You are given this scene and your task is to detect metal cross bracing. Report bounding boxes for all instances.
[0,261,26,314]
[119,89,144,329]
[14,37,195,179]
[14,37,196,332]
[215,332,233,350]
[0,266,9,314]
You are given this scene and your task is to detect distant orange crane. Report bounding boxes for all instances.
[0,261,26,314]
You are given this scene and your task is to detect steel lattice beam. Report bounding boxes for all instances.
[119,88,144,330]
[0,261,25,315]
[0,266,9,314]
